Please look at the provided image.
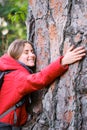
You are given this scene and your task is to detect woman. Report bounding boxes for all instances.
[0,39,86,130]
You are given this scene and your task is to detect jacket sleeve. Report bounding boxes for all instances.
[20,56,68,94]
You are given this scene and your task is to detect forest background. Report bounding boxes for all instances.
[0,0,28,55]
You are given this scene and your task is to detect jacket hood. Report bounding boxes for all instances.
[0,54,22,71]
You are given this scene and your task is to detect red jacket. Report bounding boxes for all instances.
[0,54,68,126]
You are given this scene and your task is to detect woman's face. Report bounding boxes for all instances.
[18,43,36,67]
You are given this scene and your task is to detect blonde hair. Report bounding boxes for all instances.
[7,39,33,59]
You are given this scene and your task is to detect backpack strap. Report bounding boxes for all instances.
[0,70,13,89]
[0,98,26,124]
[0,70,26,124]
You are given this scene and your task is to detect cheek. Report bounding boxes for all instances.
[18,55,27,63]
[34,55,36,60]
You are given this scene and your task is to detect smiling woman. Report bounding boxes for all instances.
[7,39,36,67]
[18,43,36,67]
[0,39,86,130]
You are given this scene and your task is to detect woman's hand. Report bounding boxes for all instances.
[61,45,86,66]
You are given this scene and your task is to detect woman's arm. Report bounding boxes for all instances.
[21,46,86,93]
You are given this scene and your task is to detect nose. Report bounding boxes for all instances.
[29,52,36,58]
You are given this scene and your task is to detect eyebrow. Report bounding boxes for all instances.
[24,49,34,52]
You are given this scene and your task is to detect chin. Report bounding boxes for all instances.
[27,64,35,67]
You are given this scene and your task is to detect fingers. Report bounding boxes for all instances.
[62,45,86,65]
[74,49,86,55]
[72,46,86,58]
[68,45,75,51]
[68,46,86,56]
[73,46,86,53]
[74,56,84,62]
[71,53,86,63]
[74,53,86,58]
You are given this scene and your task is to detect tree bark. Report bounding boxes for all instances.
[23,0,87,130]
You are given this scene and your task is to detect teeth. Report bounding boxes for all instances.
[28,60,34,62]
[28,59,33,60]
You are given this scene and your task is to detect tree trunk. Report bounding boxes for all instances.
[23,0,87,130]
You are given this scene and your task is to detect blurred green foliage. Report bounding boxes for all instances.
[0,0,28,56]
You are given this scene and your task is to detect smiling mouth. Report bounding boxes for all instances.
[28,59,35,62]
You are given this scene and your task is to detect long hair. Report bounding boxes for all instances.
[7,39,34,59]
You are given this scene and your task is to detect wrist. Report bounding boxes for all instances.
[61,57,67,66]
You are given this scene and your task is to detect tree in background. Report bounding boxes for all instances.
[24,0,87,130]
[0,0,28,55]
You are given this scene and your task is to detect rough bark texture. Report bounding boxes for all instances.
[23,0,87,130]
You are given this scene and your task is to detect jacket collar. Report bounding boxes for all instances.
[17,61,33,74]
